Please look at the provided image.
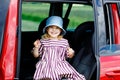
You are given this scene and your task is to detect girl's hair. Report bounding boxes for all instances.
[41,33,63,40]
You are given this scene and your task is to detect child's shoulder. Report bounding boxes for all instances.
[40,38,68,43]
[60,38,68,42]
[61,38,67,40]
[39,38,48,42]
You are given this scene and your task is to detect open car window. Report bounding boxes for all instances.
[22,2,50,31]
[20,1,95,79]
[65,4,94,30]
[22,2,94,31]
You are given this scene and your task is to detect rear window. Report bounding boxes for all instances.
[22,2,50,31]
[64,4,94,30]
[22,2,94,31]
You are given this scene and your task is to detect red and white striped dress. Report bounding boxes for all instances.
[33,38,86,80]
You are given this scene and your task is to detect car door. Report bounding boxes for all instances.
[0,0,20,80]
[99,0,120,80]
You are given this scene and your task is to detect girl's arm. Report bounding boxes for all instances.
[67,47,75,58]
[32,39,41,58]
[32,47,40,58]
[65,39,74,58]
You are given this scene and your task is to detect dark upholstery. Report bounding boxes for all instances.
[71,21,96,80]
[38,18,48,37]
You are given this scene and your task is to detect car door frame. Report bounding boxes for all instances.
[92,0,107,79]
[97,0,120,80]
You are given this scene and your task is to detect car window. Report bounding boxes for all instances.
[63,4,94,30]
[100,44,120,56]
[22,2,50,31]
[100,3,120,55]
[22,2,94,31]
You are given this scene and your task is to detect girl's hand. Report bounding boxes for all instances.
[67,47,74,58]
[32,39,41,58]
[33,39,41,48]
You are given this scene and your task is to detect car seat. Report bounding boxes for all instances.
[71,21,96,80]
[38,17,48,37]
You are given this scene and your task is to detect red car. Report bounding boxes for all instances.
[0,0,120,80]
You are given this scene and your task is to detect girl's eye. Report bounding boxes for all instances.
[56,27,60,29]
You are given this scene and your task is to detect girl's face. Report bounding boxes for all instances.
[47,26,62,39]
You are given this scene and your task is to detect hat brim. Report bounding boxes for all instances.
[43,25,66,35]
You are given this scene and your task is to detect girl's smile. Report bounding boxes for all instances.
[47,26,62,39]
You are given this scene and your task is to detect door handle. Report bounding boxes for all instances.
[105,70,120,77]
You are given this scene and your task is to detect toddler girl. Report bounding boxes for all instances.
[32,16,86,80]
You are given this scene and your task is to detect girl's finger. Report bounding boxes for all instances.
[34,40,41,47]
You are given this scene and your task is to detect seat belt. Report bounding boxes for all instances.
[64,3,72,19]
[63,3,72,30]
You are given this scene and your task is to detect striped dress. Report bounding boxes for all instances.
[33,39,86,80]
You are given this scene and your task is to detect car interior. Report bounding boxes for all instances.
[19,0,96,80]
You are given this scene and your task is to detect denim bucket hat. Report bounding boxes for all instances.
[43,16,66,35]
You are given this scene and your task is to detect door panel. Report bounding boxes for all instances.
[100,54,120,80]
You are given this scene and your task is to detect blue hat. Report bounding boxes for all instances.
[43,16,66,35]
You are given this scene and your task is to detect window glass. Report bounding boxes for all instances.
[22,2,50,31]
[100,44,120,56]
[104,3,120,45]
[100,3,120,55]
[22,3,94,31]
[103,4,113,45]
[63,4,94,30]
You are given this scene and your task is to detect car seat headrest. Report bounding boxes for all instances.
[38,18,48,36]
[72,21,94,51]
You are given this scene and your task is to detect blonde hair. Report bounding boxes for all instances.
[41,33,63,40]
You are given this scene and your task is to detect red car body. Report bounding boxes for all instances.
[0,0,19,79]
[0,0,120,80]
